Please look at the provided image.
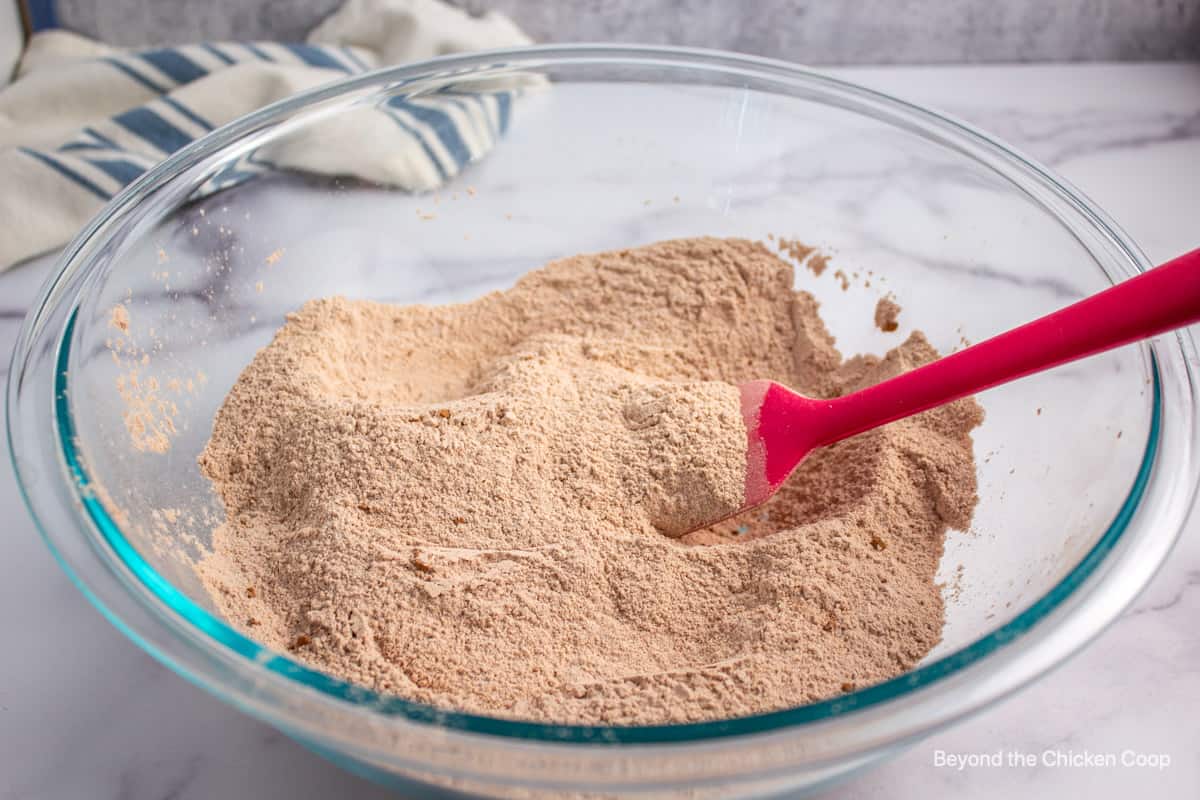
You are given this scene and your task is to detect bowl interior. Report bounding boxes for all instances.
[61,57,1153,735]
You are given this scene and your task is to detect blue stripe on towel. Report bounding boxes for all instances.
[159,95,214,131]
[472,95,499,139]
[202,43,237,65]
[444,94,492,140]
[60,129,109,152]
[139,48,208,84]
[340,46,369,72]
[284,44,349,72]
[112,107,193,154]
[245,151,279,171]
[389,98,470,168]
[58,142,99,152]
[24,0,58,30]
[243,42,276,62]
[495,91,512,133]
[85,158,146,185]
[103,57,169,94]
[383,110,450,182]
[18,148,111,200]
[83,126,119,147]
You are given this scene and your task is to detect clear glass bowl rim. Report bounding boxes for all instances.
[8,44,1199,756]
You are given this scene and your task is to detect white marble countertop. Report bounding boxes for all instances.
[2,61,1198,799]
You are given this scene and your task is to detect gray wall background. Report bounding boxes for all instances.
[55,0,1200,64]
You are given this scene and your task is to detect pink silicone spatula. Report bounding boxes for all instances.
[734,248,1200,518]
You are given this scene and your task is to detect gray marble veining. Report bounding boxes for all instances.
[0,61,1198,799]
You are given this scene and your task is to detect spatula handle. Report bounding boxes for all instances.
[813,248,1200,447]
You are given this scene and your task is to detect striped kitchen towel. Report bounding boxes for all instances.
[0,0,531,272]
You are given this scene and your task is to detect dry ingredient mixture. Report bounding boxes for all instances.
[197,237,982,725]
[875,295,901,332]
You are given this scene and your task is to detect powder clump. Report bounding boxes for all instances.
[875,295,901,332]
[109,303,130,332]
[197,237,982,725]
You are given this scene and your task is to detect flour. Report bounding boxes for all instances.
[197,237,982,725]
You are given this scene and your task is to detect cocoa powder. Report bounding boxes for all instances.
[197,237,982,725]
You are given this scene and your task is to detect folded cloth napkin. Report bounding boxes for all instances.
[0,0,530,272]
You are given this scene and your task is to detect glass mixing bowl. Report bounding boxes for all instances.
[8,46,1199,798]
